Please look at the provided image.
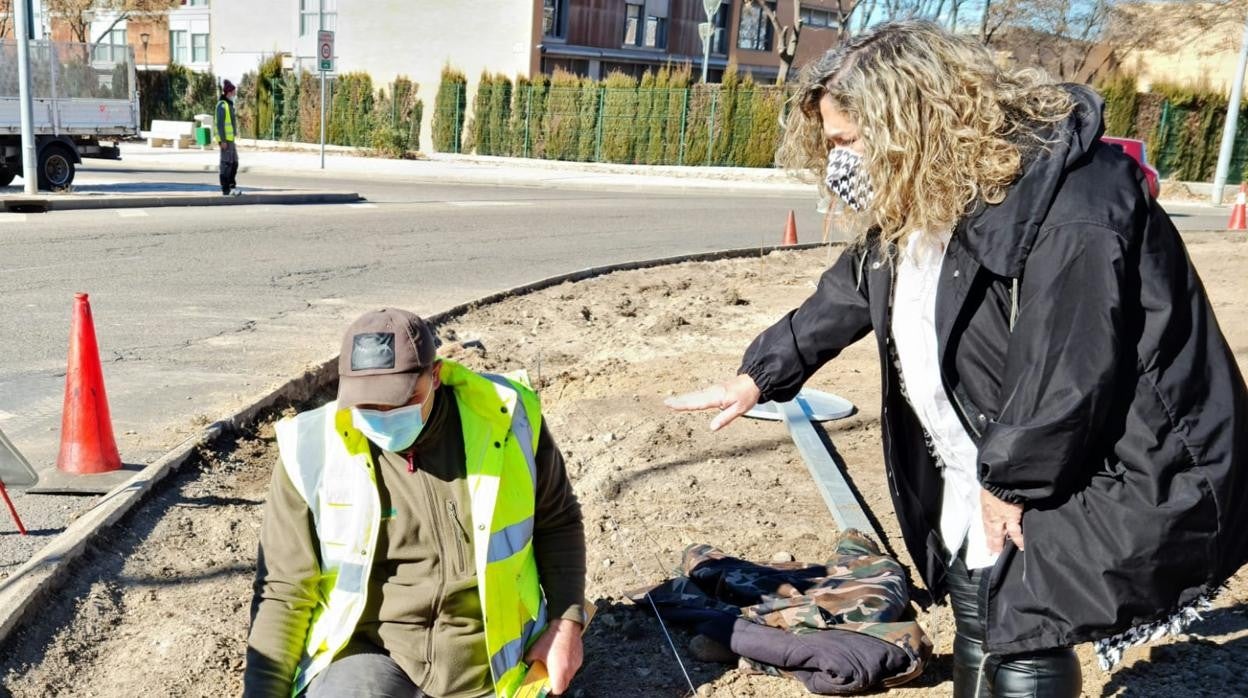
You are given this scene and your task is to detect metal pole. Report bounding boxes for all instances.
[702,38,711,84]
[1213,12,1248,205]
[319,0,326,169]
[14,0,38,194]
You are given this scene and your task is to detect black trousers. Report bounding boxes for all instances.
[946,554,1082,697]
[219,142,239,194]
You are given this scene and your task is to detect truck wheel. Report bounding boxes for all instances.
[37,144,76,190]
[0,168,14,187]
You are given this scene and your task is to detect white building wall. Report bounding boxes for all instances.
[210,0,536,152]
[169,3,214,73]
[210,0,297,87]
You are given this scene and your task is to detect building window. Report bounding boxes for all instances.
[624,2,642,46]
[712,0,729,55]
[543,0,566,38]
[182,0,209,6]
[624,0,668,49]
[800,6,838,29]
[738,1,775,51]
[299,0,337,37]
[192,32,209,62]
[169,30,188,63]
[92,27,128,63]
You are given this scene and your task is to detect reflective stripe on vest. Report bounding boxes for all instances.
[274,362,546,698]
[217,99,235,142]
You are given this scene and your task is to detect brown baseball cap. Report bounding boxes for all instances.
[337,308,437,409]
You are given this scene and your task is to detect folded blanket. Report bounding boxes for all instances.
[629,530,931,694]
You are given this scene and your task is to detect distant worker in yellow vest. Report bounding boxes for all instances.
[216,79,241,196]
[244,308,587,698]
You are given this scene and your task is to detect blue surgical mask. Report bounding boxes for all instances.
[351,402,426,452]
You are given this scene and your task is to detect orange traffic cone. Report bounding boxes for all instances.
[56,293,121,476]
[783,210,798,246]
[1228,183,1247,231]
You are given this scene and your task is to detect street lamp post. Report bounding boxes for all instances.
[140,32,150,70]
[1212,12,1248,205]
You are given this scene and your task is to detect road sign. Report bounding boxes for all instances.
[702,0,720,17]
[318,30,334,72]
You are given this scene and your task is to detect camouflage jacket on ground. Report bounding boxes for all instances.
[629,530,931,691]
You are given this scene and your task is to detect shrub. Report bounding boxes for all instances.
[433,66,468,152]
[541,69,583,161]
[600,71,638,163]
[577,78,602,161]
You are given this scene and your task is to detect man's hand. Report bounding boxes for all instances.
[664,374,762,431]
[981,488,1025,554]
[524,618,583,695]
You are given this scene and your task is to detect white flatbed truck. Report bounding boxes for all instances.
[1,39,140,190]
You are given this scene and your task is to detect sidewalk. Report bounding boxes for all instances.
[116,140,816,196]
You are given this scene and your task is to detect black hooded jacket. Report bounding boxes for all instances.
[739,85,1248,654]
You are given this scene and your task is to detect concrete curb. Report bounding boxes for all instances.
[0,240,841,647]
[1,190,362,213]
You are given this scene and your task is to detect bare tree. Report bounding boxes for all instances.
[46,0,175,45]
[745,0,862,83]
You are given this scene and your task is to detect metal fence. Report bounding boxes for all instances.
[0,40,133,101]
[1150,99,1248,185]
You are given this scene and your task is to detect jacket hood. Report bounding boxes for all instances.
[958,84,1105,277]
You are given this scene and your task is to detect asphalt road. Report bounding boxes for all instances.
[0,158,1231,565]
[0,161,845,561]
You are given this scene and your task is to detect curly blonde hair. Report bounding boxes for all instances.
[778,20,1075,247]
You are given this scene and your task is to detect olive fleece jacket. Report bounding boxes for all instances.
[243,386,586,698]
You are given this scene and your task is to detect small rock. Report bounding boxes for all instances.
[771,551,796,563]
[635,667,652,677]
[696,684,715,697]
[598,432,616,443]
[602,558,613,568]
[690,634,736,664]
[580,306,593,322]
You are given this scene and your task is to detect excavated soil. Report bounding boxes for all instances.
[2,238,1247,698]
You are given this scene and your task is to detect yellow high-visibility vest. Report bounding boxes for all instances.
[273,360,547,697]
[216,99,235,142]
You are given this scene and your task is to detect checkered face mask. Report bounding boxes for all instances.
[825,147,873,212]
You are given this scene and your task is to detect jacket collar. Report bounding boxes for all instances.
[957,84,1105,278]
[438,359,516,431]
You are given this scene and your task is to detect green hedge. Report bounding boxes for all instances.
[232,59,422,156]
[1097,74,1248,184]
[433,67,468,153]
[137,64,217,129]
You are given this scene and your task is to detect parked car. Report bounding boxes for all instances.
[1101,136,1161,199]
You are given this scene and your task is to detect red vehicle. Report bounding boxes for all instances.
[1101,136,1161,199]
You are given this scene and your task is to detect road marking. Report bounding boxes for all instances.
[446,201,532,208]
[347,203,378,209]
[116,210,149,218]
[0,214,28,223]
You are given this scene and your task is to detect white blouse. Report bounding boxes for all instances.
[891,231,1000,571]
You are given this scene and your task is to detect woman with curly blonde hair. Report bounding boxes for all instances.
[670,20,1248,698]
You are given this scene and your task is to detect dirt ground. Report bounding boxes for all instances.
[2,236,1247,698]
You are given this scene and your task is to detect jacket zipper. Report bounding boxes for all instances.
[447,499,469,574]
[948,386,983,440]
[410,450,448,685]
[882,255,900,498]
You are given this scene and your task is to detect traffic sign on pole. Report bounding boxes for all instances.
[318,30,335,72]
